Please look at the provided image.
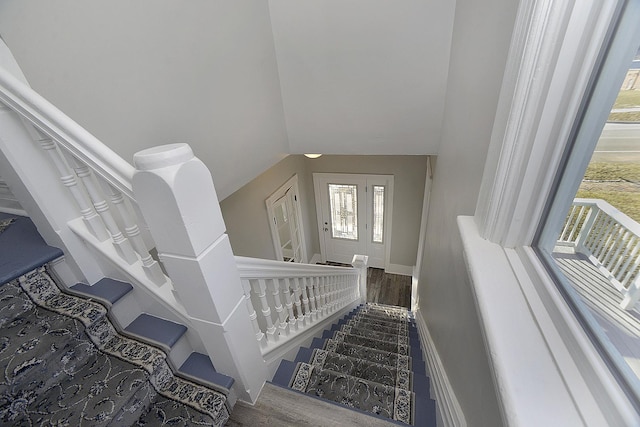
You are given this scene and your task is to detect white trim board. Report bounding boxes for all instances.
[385,264,413,276]
[415,308,466,427]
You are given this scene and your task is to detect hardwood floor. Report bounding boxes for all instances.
[319,263,412,309]
[366,268,412,309]
[226,383,398,426]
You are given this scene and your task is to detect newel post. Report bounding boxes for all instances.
[352,254,369,303]
[132,143,267,403]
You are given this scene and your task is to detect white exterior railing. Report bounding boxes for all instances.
[558,198,640,309]
[236,256,364,355]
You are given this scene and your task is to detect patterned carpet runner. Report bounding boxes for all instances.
[274,303,435,426]
[0,267,230,426]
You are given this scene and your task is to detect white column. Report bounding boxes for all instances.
[352,254,369,303]
[132,143,267,403]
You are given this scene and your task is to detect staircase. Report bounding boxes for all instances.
[0,213,233,426]
[272,302,436,426]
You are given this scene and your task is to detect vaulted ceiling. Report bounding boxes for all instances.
[0,0,455,198]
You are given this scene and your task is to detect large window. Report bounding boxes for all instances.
[537,1,640,403]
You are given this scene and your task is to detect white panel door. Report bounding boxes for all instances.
[314,173,393,269]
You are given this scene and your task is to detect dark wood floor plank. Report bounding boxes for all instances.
[227,383,398,426]
[366,268,411,309]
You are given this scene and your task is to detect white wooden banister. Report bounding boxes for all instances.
[0,67,134,198]
[236,256,363,355]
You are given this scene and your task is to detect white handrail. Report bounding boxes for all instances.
[235,256,357,277]
[0,67,135,198]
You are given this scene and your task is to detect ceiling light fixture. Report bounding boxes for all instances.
[304,154,322,159]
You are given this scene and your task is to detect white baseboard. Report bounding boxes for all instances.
[415,308,467,427]
[385,263,413,276]
[310,253,322,265]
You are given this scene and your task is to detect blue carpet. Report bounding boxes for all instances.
[0,213,63,285]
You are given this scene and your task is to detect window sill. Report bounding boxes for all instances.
[458,215,638,426]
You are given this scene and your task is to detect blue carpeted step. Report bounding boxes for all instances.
[311,336,416,372]
[0,213,63,285]
[71,278,133,306]
[272,358,297,387]
[307,348,415,390]
[297,347,430,398]
[289,362,416,425]
[311,336,426,376]
[332,323,411,345]
[124,313,187,350]
[178,352,235,391]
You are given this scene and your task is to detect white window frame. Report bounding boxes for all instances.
[460,0,640,425]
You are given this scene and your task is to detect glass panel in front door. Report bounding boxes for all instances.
[328,184,358,240]
[372,185,385,243]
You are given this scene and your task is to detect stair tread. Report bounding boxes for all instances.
[289,362,416,425]
[307,348,414,391]
[124,313,187,350]
[179,352,235,391]
[0,214,63,285]
[337,323,410,344]
[317,337,413,370]
[346,317,410,334]
[71,278,133,305]
[324,330,410,356]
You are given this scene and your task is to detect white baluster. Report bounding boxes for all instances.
[70,156,137,264]
[612,235,637,278]
[270,278,289,337]
[298,277,311,323]
[320,276,330,314]
[567,206,586,242]
[105,184,166,285]
[241,279,266,348]
[281,278,298,331]
[604,228,628,275]
[39,139,109,241]
[305,277,318,321]
[291,277,306,326]
[313,276,326,317]
[619,240,640,287]
[255,279,278,342]
[330,276,338,310]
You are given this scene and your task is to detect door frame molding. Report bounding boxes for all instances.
[265,174,308,263]
[313,173,394,269]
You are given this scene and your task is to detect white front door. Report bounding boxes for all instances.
[313,173,393,269]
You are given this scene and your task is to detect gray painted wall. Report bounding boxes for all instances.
[220,155,317,261]
[221,155,427,269]
[0,0,289,200]
[418,0,519,424]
